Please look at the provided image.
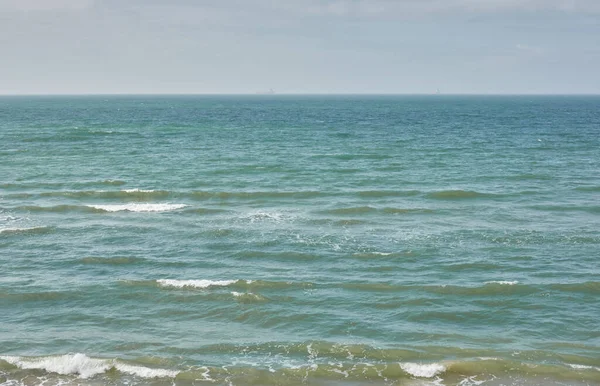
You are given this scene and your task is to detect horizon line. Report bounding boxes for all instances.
[1,92,600,97]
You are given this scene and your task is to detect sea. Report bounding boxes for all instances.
[0,95,599,386]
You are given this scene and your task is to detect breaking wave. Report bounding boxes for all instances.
[0,226,53,235]
[87,203,188,212]
[157,279,239,288]
[0,353,178,379]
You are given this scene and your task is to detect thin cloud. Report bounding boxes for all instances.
[0,0,93,11]
[295,0,600,18]
[95,0,600,16]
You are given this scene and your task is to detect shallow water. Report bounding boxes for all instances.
[1,95,599,385]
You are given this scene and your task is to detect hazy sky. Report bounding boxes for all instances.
[1,0,599,94]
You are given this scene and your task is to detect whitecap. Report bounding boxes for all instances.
[0,226,50,234]
[157,279,237,288]
[568,363,600,371]
[0,354,179,379]
[400,362,446,378]
[0,353,110,379]
[114,363,179,378]
[485,281,519,285]
[88,203,187,212]
[231,291,264,301]
[122,189,156,193]
[458,376,487,385]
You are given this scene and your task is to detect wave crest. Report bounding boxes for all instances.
[0,353,178,379]
[400,362,446,378]
[88,203,187,212]
[157,279,239,288]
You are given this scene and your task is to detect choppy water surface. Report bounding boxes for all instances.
[1,95,599,385]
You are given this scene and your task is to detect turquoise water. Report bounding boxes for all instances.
[0,95,599,385]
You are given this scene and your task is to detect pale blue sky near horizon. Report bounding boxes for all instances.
[1,0,599,95]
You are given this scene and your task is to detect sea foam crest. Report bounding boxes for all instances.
[114,363,179,378]
[485,280,519,285]
[568,364,600,371]
[0,354,178,379]
[157,279,239,288]
[122,189,157,193]
[399,362,446,378]
[1,353,111,379]
[0,226,50,235]
[88,203,187,212]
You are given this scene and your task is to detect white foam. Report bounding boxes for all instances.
[231,291,264,301]
[0,354,110,379]
[485,281,518,285]
[114,363,179,378]
[242,210,296,223]
[458,376,487,385]
[400,362,446,378]
[157,279,237,288]
[0,226,48,234]
[0,354,179,379]
[88,203,187,212]
[568,364,600,371]
[122,189,156,193]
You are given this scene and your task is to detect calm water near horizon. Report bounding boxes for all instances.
[1,95,599,385]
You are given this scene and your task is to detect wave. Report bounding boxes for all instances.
[382,207,435,214]
[239,210,295,223]
[16,204,105,213]
[231,291,268,302]
[189,190,324,200]
[322,206,433,216]
[530,204,600,213]
[154,279,311,290]
[14,203,187,213]
[568,364,600,371]
[233,250,321,261]
[157,279,240,288]
[445,262,502,272]
[506,173,553,181]
[356,190,421,198]
[39,189,170,199]
[1,349,599,385]
[121,279,313,291]
[145,279,600,296]
[575,185,600,192]
[400,362,446,378]
[99,179,126,186]
[182,207,228,215]
[351,251,407,259]
[0,226,53,235]
[426,190,500,200]
[0,180,126,190]
[549,281,600,294]
[0,290,76,302]
[322,206,378,215]
[342,281,536,296]
[87,203,187,212]
[77,256,146,265]
[0,353,178,379]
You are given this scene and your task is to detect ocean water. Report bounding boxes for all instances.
[0,95,599,386]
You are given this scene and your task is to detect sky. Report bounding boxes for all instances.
[1,0,599,94]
